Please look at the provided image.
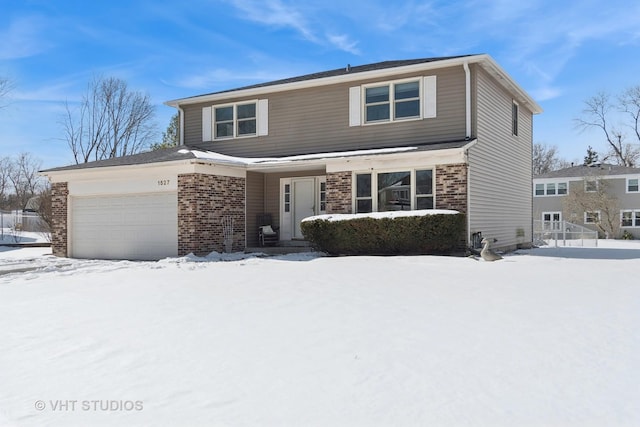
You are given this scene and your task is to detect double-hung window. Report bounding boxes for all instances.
[627,178,639,193]
[364,80,420,123]
[215,102,257,139]
[557,182,567,195]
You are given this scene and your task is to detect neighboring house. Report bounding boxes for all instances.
[533,163,640,238]
[42,54,541,260]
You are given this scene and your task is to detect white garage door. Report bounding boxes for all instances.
[71,192,178,260]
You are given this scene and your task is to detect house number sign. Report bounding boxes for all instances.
[157,179,170,186]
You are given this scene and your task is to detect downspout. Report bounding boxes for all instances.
[463,61,472,248]
[178,106,185,146]
[463,61,471,139]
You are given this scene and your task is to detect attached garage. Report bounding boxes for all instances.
[70,192,178,260]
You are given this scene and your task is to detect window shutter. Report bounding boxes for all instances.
[257,99,269,136]
[202,106,212,141]
[349,86,361,126]
[423,76,437,118]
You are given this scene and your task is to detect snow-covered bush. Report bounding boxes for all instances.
[301,212,465,255]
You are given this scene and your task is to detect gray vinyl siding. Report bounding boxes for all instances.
[246,171,265,247]
[533,177,640,238]
[182,66,467,157]
[468,66,533,249]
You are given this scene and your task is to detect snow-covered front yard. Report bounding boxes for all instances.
[1,242,639,426]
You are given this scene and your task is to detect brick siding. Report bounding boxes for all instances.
[326,171,352,214]
[435,163,468,213]
[178,173,246,256]
[51,182,69,257]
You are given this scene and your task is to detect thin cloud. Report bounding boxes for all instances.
[227,0,318,42]
[226,0,361,54]
[326,34,360,55]
[0,15,51,60]
[177,68,292,91]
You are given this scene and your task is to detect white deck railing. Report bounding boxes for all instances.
[533,220,598,247]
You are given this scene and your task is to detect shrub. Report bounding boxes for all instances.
[622,230,635,240]
[301,213,466,255]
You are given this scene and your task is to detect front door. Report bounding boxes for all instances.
[293,179,315,239]
[280,176,326,240]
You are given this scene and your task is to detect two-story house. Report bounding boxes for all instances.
[534,163,640,238]
[42,54,541,260]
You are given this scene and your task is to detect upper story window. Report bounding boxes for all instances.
[202,99,268,142]
[512,101,519,136]
[585,179,598,192]
[214,103,256,139]
[349,76,436,127]
[627,178,639,193]
[534,182,567,196]
[364,81,420,123]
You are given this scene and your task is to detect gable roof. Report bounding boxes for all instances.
[181,55,474,97]
[535,163,640,179]
[40,146,196,173]
[166,54,542,114]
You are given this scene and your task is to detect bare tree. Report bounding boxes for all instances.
[575,88,640,167]
[563,177,620,238]
[7,153,44,210]
[0,156,11,209]
[533,142,571,175]
[62,75,157,164]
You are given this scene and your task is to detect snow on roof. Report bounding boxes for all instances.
[302,209,460,223]
[183,146,420,166]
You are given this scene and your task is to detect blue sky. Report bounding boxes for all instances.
[1,0,639,168]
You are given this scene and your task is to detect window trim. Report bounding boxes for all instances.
[626,177,639,193]
[352,168,435,213]
[362,77,423,125]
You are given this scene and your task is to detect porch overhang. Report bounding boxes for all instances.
[187,139,477,174]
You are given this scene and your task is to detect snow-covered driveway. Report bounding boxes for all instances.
[1,243,639,426]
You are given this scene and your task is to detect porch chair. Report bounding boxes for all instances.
[257,213,279,246]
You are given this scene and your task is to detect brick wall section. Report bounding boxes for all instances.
[326,172,352,214]
[435,163,468,213]
[51,182,69,257]
[178,174,246,256]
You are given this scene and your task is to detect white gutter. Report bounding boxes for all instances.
[463,61,471,139]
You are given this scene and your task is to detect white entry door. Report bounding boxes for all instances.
[280,176,325,240]
[293,179,315,239]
